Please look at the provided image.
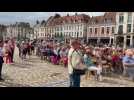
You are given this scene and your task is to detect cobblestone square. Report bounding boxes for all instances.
[0,52,134,87]
[0,12,134,87]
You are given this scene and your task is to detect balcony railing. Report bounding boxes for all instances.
[118,30,123,34]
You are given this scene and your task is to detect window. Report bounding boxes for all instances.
[104,18,107,23]
[66,26,68,30]
[80,25,82,30]
[107,27,110,34]
[41,28,43,31]
[75,32,77,36]
[69,32,71,37]
[77,32,79,37]
[112,27,115,33]
[69,26,71,30]
[81,32,82,36]
[133,25,134,33]
[95,28,97,34]
[57,27,59,31]
[67,32,69,36]
[127,13,132,23]
[90,28,92,33]
[101,27,104,34]
[127,24,131,33]
[119,15,124,23]
[118,25,123,34]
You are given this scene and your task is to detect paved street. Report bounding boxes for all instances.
[0,47,134,87]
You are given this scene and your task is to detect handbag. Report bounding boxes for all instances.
[70,50,86,75]
[73,68,86,75]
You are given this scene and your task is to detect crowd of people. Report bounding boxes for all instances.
[35,39,134,87]
[0,38,36,81]
[0,38,134,87]
[68,40,134,87]
[17,40,35,60]
[36,40,69,67]
[0,38,15,81]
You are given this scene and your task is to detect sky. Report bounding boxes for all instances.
[0,12,105,26]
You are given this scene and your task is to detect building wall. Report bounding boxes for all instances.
[7,25,32,39]
[87,24,115,38]
[36,23,87,39]
[115,12,134,34]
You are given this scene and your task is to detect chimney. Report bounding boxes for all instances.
[67,13,69,16]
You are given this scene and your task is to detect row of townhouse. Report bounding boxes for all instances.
[87,12,116,45]
[0,24,7,40]
[34,13,90,42]
[34,12,134,48]
[6,22,34,40]
[115,12,134,48]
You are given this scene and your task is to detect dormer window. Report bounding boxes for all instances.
[127,13,132,23]
[105,18,107,23]
[96,20,98,23]
[119,14,124,24]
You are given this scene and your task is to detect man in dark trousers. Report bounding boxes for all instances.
[0,40,4,81]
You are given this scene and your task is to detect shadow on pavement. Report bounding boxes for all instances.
[0,81,30,87]
[0,75,30,87]
[101,78,132,86]
[10,63,33,68]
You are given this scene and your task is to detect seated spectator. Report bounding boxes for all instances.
[83,47,102,81]
[60,47,68,67]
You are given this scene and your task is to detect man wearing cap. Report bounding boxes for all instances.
[68,39,86,87]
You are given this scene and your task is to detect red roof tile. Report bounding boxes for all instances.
[46,14,90,26]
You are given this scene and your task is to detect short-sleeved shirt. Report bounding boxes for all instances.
[68,48,83,74]
[123,56,134,64]
[83,54,95,67]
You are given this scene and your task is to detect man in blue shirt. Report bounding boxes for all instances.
[123,49,134,80]
[123,49,134,65]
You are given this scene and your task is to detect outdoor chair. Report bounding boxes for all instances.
[85,66,102,81]
[101,60,112,75]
